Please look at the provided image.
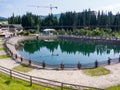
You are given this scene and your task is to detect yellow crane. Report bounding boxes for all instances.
[29,4,58,14]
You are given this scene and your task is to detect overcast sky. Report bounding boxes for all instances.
[0,0,120,17]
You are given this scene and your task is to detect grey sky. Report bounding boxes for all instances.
[0,0,120,17]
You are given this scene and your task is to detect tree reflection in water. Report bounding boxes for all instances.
[17,39,120,64]
[19,39,120,56]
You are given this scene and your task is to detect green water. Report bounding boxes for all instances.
[17,39,120,65]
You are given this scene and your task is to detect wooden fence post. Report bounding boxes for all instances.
[29,60,31,66]
[77,62,81,69]
[42,61,46,69]
[108,57,111,65]
[61,83,63,90]
[30,76,32,86]
[60,62,64,70]
[119,55,120,62]
[21,57,23,62]
[95,60,98,68]
[15,54,17,60]
[10,70,12,78]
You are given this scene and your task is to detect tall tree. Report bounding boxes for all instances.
[41,14,58,27]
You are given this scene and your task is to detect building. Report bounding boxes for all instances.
[0,24,23,36]
[0,24,23,32]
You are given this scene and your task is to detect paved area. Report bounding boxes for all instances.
[1,36,120,89]
[0,51,6,55]
[26,64,120,88]
[0,58,19,69]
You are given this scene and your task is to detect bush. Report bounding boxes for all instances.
[52,30,58,35]
[92,28,101,36]
[79,29,87,35]
[58,29,65,35]
[18,30,29,36]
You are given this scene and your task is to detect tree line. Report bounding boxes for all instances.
[8,9,120,31]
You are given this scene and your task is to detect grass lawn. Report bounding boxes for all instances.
[0,67,118,90]
[0,21,8,24]
[0,71,54,90]
[106,84,120,90]
[83,67,110,76]
[0,48,5,51]
[0,44,3,46]
[0,54,10,59]
[28,34,36,36]
[0,71,80,90]
[13,64,34,72]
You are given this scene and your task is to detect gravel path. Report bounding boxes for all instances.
[0,58,19,69]
[0,51,6,55]
[2,36,120,89]
[26,64,120,89]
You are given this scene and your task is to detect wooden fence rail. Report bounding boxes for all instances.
[3,36,118,90]
[9,52,120,69]
[0,65,102,90]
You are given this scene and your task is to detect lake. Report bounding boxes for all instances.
[17,39,120,65]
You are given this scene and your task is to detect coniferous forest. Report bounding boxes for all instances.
[8,9,120,33]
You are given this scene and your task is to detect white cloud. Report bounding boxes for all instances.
[102,3,120,11]
[96,3,120,14]
[5,4,13,9]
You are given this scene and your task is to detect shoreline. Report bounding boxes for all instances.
[4,35,120,89]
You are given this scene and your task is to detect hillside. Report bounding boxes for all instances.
[0,17,7,21]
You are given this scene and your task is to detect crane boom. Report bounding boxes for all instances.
[29,4,57,14]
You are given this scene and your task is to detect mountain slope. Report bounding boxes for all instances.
[0,17,7,21]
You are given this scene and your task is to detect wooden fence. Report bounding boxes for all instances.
[2,37,104,90]
[7,52,120,70]
[0,64,102,90]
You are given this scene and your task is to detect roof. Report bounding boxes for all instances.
[0,24,23,29]
[10,24,23,29]
[43,29,56,32]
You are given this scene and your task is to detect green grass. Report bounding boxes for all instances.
[28,34,36,36]
[83,67,110,76]
[0,21,8,24]
[0,48,5,51]
[106,84,120,90]
[84,89,97,90]
[0,44,3,46]
[0,64,102,90]
[0,71,78,90]
[0,71,54,90]
[13,64,34,72]
[12,64,97,90]
[0,70,111,90]
[0,54,10,59]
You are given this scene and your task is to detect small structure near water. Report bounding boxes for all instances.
[43,29,56,35]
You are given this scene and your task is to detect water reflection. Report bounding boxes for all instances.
[19,39,120,56]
